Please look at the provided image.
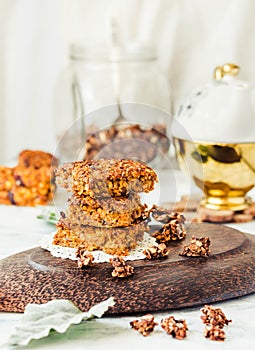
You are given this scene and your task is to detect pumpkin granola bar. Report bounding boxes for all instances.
[12,164,57,201]
[53,219,148,255]
[0,167,15,204]
[17,149,58,169]
[0,150,58,206]
[8,184,54,206]
[65,193,149,227]
[55,159,158,198]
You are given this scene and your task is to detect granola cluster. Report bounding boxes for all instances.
[150,205,185,224]
[130,314,187,339]
[151,220,186,243]
[143,243,170,260]
[161,316,188,339]
[130,306,232,341]
[201,305,232,341]
[76,246,94,268]
[130,314,158,336]
[204,325,226,341]
[54,159,157,256]
[201,305,232,328]
[0,150,58,206]
[149,205,186,244]
[179,235,210,257]
[83,124,169,164]
[110,256,134,278]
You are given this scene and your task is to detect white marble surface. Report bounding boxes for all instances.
[1,170,255,349]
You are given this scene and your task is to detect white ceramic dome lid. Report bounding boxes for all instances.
[172,63,255,143]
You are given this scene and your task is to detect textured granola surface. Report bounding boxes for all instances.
[0,150,58,206]
[0,167,14,191]
[55,159,158,198]
[17,149,58,169]
[0,167,14,204]
[53,219,148,255]
[65,193,149,227]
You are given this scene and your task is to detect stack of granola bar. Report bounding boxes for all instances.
[0,150,58,206]
[53,159,158,255]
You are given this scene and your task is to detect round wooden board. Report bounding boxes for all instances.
[1,223,255,314]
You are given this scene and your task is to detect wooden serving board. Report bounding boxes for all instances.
[1,223,255,315]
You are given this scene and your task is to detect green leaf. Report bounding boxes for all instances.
[36,206,60,225]
[8,297,115,346]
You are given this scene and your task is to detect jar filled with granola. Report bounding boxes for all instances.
[54,43,171,167]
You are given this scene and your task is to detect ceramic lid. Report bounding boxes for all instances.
[172,63,255,143]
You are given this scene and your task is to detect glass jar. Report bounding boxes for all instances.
[54,43,171,167]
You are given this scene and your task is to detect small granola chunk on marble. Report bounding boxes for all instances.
[130,314,158,336]
[161,316,188,340]
[201,305,231,342]
[200,305,232,328]
[204,325,226,341]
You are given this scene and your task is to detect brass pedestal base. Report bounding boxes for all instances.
[201,195,252,211]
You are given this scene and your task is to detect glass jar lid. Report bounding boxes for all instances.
[69,43,157,63]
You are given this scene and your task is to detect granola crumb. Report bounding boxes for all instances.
[161,316,188,339]
[150,205,185,224]
[76,246,94,268]
[130,314,158,336]
[110,256,134,278]
[143,243,170,259]
[200,305,232,328]
[151,220,186,243]
[204,325,226,341]
[179,235,210,257]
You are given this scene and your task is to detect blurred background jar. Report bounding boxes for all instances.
[54,41,172,166]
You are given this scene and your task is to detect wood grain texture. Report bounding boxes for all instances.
[165,195,255,223]
[1,223,255,315]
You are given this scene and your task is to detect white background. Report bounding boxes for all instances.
[1,0,255,162]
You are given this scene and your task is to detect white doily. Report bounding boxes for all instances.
[39,232,157,263]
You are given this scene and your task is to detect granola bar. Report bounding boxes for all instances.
[53,219,148,255]
[55,159,158,198]
[0,167,14,204]
[0,167,14,191]
[8,185,53,206]
[14,149,58,189]
[13,165,55,189]
[0,192,11,205]
[65,193,149,227]
[17,149,58,169]
[0,151,58,206]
